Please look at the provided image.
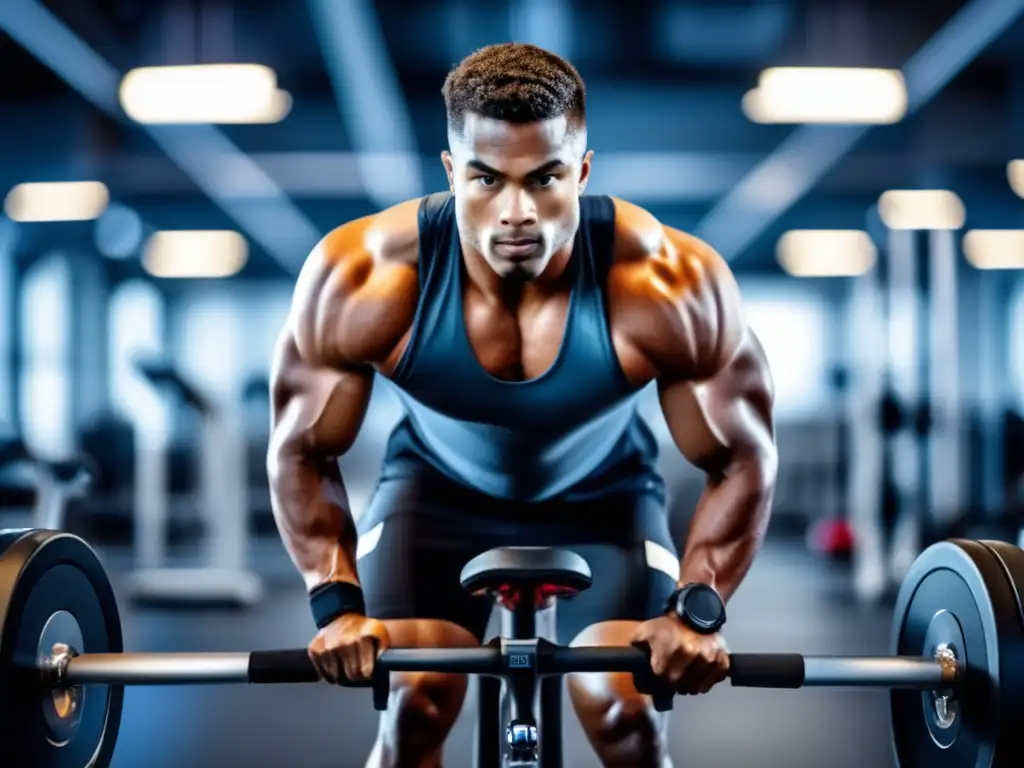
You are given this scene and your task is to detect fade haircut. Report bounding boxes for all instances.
[442,43,586,139]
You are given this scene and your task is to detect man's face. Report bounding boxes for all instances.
[442,113,592,282]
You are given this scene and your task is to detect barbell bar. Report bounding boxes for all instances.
[42,647,960,690]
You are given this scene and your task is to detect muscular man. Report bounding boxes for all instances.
[268,43,777,767]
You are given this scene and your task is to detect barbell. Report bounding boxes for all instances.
[0,527,1022,767]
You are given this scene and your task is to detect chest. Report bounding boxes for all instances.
[464,288,653,386]
[463,289,570,381]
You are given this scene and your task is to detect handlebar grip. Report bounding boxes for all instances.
[246,646,501,688]
[247,649,370,686]
[729,653,805,688]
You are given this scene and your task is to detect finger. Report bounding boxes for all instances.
[630,637,652,667]
[358,638,377,679]
[667,644,700,685]
[688,657,724,695]
[704,659,731,693]
[698,651,732,693]
[648,642,673,677]
[307,640,337,684]
[674,652,708,692]
[306,647,327,682]
[315,650,340,684]
[342,647,364,682]
[328,655,347,685]
[371,627,389,654]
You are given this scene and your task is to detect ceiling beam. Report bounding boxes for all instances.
[308,0,422,207]
[694,0,1024,261]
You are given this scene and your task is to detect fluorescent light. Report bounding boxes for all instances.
[962,230,1024,270]
[142,230,247,278]
[119,64,290,124]
[776,230,877,277]
[4,181,109,222]
[878,189,965,230]
[743,67,907,124]
[1008,160,1024,199]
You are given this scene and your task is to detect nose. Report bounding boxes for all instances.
[499,188,537,229]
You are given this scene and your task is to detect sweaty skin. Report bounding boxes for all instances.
[269,116,776,768]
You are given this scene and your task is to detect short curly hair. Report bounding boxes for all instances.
[442,43,586,138]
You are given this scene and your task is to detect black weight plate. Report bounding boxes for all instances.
[0,529,124,767]
[975,540,1024,764]
[889,539,1017,768]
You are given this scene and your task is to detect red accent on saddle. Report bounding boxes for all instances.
[494,583,578,610]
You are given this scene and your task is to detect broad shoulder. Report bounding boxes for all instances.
[608,196,721,283]
[318,196,422,272]
[606,197,745,380]
[289,197,423,367]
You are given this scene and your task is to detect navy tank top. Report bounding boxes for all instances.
[380,192,663,503]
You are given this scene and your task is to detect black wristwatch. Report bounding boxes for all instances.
[666,583,726,634]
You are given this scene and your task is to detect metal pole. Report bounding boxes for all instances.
[847,264,888,603]
[63,653,252,686]
[802,656,951,688]
[887,228,922,582]
[927,229,962,536]
[52,650,955,691]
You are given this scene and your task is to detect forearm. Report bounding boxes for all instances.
[268,446,359,591]
[678,450,777,602]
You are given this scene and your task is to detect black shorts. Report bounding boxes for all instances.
[355,461,679,644]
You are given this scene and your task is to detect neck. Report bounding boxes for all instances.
[462,237,576,306]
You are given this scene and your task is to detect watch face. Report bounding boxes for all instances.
[683,585,723,628]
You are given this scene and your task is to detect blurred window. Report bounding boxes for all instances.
[109,280,168,440]
[18,254,72,457]
[740,282,829,420]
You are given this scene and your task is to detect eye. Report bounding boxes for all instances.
[476,175,497,187]
[534,174,556,188]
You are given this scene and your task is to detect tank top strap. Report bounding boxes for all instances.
[417,192,455,282]
[391,193,457,383]
[578,194,617,284]
[561,195,632,394]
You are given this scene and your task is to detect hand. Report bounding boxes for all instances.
[632,615,730,695]
[307,613,390,684]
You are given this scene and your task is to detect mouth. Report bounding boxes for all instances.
[494,239,540,258]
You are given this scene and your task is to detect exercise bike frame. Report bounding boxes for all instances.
[476,591,567,768]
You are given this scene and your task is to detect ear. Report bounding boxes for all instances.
[577,150,594,195]
[440,151,455,194]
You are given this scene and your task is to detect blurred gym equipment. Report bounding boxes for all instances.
[240,375,276,535]
[808,365,855,560]
[127,359,261,607]
[0,434,94,530]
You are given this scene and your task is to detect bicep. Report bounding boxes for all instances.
[267,213,416,461]
[659,328,775,474]
[268,328,374,461]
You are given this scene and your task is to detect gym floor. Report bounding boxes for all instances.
[98,536,897,768]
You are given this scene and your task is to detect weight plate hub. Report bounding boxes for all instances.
[0,529,124,767]
[890,538,1023,768]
